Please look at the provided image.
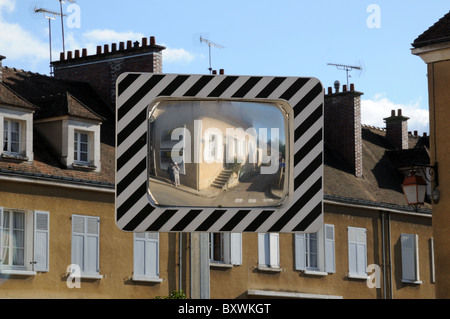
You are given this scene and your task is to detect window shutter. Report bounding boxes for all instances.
[348,227,357,275]
[295,234,306,271]
[71,215,85,271]
[133,233,146,276]
[258,233,267,266]
[324,224,335,273]
[85,217,100,274]
[147,233,159,278]
[357,228,367,275]
[0,207,3,264]
[269,233,279,267]
[401,233,419,281]
[230,233,242,265]
[33,211,49,272]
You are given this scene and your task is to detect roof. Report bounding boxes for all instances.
[324,125,431,213]
[0,82,37,111]
[412,11,450,48]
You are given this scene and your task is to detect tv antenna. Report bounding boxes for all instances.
[200,36,224,74]
[58,0,77,56]
[327,63,363,87]
[34,7,66,76]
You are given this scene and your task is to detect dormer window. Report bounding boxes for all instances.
[74,131,89,164]
[3,119,20,155]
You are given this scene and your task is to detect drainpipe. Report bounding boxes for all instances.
[179,232,182,292]
[387,213,393,299]
[381,212,387,299]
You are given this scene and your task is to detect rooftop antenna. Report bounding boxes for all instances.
[58,0,76,56]
[327,63,363,87]
[34,7,65,76]
[200,36,224,74]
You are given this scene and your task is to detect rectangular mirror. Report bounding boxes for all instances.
[148,99,290,208]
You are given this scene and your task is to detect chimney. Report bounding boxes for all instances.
[0,55,4,82]
[324,82,364,177]
[383,109,410,149]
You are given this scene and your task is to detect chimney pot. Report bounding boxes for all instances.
[423,132,428,137]
[133,41,140,48]
[398,109,402,116]
[67,51,73,59]
[334,80,340,93]
[391,110,395,117]
[112,43,117,52]
[328,87,332,95]
[142,37,148,46]
[212,70,217,75]
[104,44,109,53]
[343,84,347,92]
[82,48,87,57]
[119,42,125,50]
[150,36,156,45]
[96,46,102,55]
[219,69,225,75]
[127,40,132,49]
[414,130,418,136]
[59,52,65,61]
[74,50,80,58]
[350,83,355,91]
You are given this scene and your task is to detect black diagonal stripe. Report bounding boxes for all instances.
[171,210,203,231]
[122,204,155,231]
[118,73,141,97]
[195,210,227,232]
[293,82,323,117]
[294,153,323,190]
[256,77,286,98]
[294,129,322,166]
[220,210,251,232]
[146,210,178,232]
[268,177,322,232]
[117,157,147,196]
[294,104,323,142]
[118,74,165,120]
[117,131,146,171]
[244,210,275,232]
[293,202,323,232]
[117,181,148,220]
[183,76,214,97]
[158,75,190,96]
[231,77,263,98]
[207,76,239,97]
[118,107,147,146]
[279,78,309,101]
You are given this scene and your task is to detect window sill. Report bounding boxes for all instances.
[0,269,37,276]
[257,265,282,272]
[72,162,97,171]
[304,270,328,276]
[79,273,103,280]
[402,279,422,285]
[1,153,29,162]
[210,262,234,268]
[132,275,163,283]
[347,273,368,280]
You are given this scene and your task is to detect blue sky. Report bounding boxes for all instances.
[1,0,448,134]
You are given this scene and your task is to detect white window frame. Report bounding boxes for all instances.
[295,224,335,275]
[132,232,162,282]
[258,233,280,270]
[203,129,223,163]
[209,233,242,267]
[348,226,367,279]
[0,108,34,161]
[74,131,89,164]
[0,208,49,275]
[3,119,21,155]
[71,214,102,279]
[401,233,422,284]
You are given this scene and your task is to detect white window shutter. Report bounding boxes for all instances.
[269,233,279,268]
[401,233,419,281]
[348,227,357,275]
[295,234,306,271]
[258,233,267,266]
[33,211,49,272]
[133,233,146,276]
[71,215,85,271]
[0,207,3,265]
[357,228,367,275]
[230,233,242,265]
[147,233,159,278]
[85,217,100,274]
[324,224,335,273]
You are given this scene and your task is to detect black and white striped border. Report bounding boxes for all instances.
[115,73,323,233]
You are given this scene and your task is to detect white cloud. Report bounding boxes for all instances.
[163,47,195,64]
[361,95,429,134]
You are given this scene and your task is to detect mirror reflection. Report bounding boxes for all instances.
[148,100,289,208]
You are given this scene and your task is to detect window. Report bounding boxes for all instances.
[3,119,20,155]
[401,233,421,284]
[209,233,242,265]
[133,232,161,281]
[348,227,367,278]
[71,215,101,278]
[74,131,89,163]
[258,233,280,269]
[0,208,49,274]
[295,224,335,274]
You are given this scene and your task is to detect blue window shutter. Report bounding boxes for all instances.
[295,233,306,271]
[230,233,242,265]
[33,211,49,272]
[324,224,335,273]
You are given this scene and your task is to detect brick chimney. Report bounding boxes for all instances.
[51,36,165,111]
[383,109,409,149]
[0,55,5,83]
[324,82,364,177]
